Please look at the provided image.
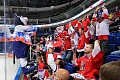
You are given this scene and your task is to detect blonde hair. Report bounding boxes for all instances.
[37,56,42,62]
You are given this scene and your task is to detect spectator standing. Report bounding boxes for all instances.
[93,3,110,60]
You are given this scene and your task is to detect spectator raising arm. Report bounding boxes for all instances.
[47,47,57,72]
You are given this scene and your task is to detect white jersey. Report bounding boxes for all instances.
[12,25,37,45]
[96,20,110,36]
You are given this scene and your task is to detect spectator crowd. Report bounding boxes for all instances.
[0,2,120,80]
[28,3,120,80]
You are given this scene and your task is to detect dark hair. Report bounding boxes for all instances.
[99,60,120,80]
[88,44,94,49]
[44,65,53,75]
[81,27,84,31]
[58,60,65,68]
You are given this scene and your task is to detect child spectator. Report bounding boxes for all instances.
[37,56,45,70]
[32,56,49,80]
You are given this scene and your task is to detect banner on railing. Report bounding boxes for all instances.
[0,0,106,28]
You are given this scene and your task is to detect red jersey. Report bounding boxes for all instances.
[38,62,45,69]
[75,46,104,79]
[77,34,86,50]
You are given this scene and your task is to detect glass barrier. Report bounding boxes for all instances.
[0,0,20,80]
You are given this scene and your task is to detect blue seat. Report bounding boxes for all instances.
[114,32,120,46]
[106,54,120,62]
[64,63,74,74]
[49,30,54,35]
[36,29,46,37]
[109,44,116,53]
[108,32,116,44]
[111,50,120,55]
[96,78,99,80]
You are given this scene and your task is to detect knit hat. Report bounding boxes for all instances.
[14,13,24,26]
[14,13,28,26]
[97,12,103,18]
[20,16,28,25]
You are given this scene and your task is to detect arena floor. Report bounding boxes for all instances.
[0,54,20,80]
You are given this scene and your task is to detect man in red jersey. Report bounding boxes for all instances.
[71,40,104,80]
